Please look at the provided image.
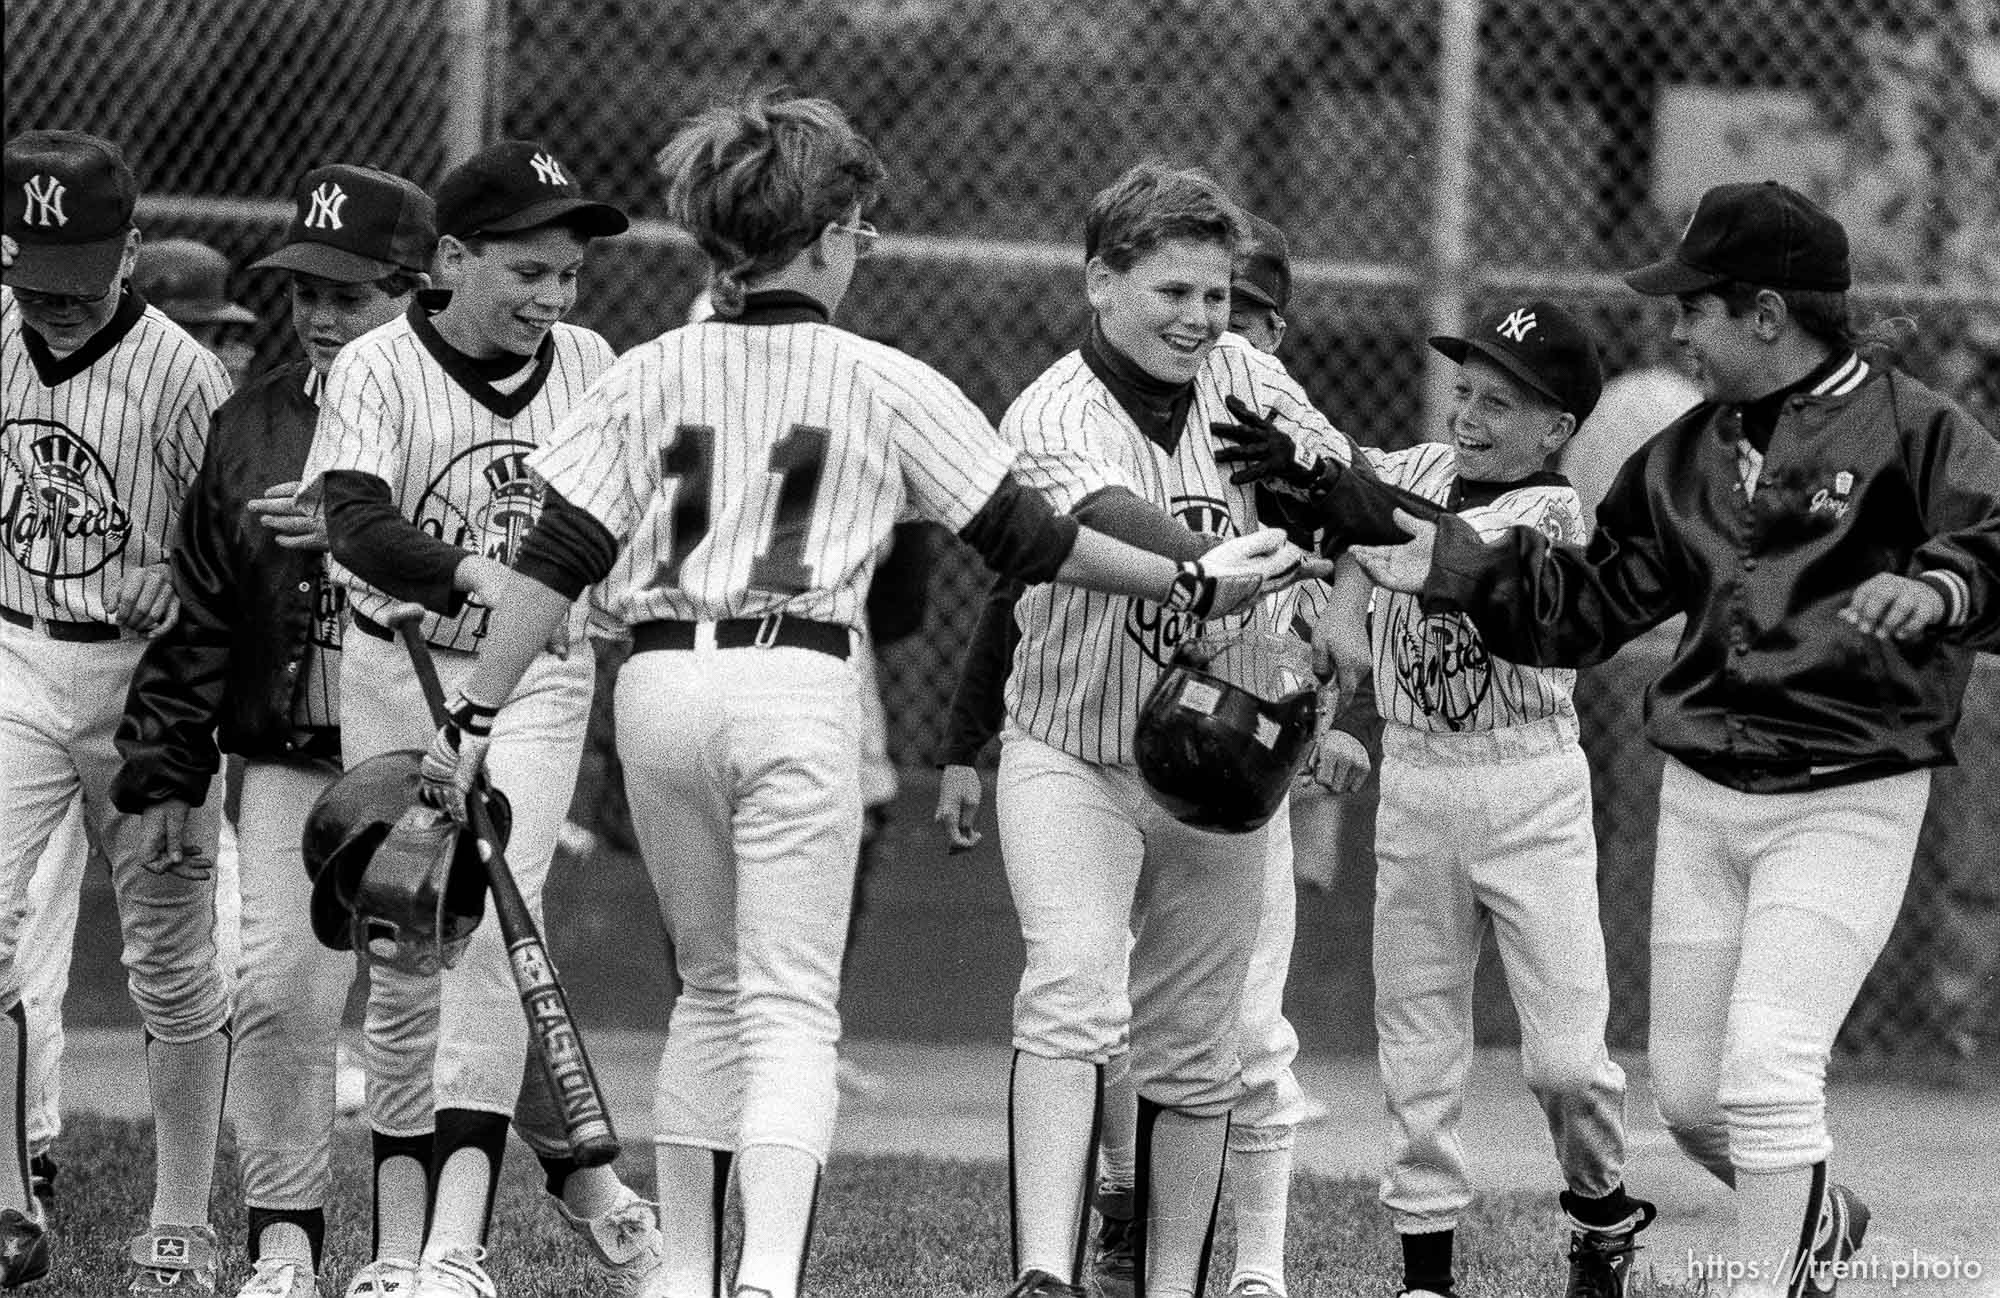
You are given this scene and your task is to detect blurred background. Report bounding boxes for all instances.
[9,0,1996,1063]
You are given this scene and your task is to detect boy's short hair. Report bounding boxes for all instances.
[1710,281,1853,351]
[656,92,887,315]
[1083,163,1246,273]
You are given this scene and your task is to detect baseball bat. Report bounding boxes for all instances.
[395,617,621,1167]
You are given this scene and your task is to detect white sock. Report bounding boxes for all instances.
[257,1221,313,1265]
[147,1029,229,1225]
[1099,1051,1137,1189]
[425,1147,497,1258]
[1225,1141,1292,1290]
[1011,1053,1100,1281]
[1144,1108,1230,1298]
[1733,1165,1817,1297]
[734,1144,819,1298]
[1,1000,29,1214]
[655,1142,725,1298]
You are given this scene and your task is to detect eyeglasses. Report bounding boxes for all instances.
[830,219,879,260]
[14,283,115,309]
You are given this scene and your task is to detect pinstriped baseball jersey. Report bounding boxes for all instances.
[300,306,615,651]
[530,319,1014,628]
[1002,339,1352,765]
[1368,442,1586,732]
[2,287,228,623]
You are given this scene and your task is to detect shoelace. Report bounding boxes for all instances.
[243,1258,308,1295]
[429,1246,492,1294]
[599,1196,660,1249]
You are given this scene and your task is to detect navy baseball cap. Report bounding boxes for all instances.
[254,164,438,283]
[134,239,256,326]
[3,130,138,295]
[1233,214,1291,314]
[434,141,627,241]
[1625,180,1850,296]
[1429,299,1604,422]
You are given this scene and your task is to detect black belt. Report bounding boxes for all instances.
[0,606,122,643]
[631,616,851,660]
[1683,753,1926,794]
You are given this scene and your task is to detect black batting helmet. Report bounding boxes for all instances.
[1133,629,1320,834]
[300,750,508,973]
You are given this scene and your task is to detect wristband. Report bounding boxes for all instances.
[1165,560,1216,619]
[446,691,501,737]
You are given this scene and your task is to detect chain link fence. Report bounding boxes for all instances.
[9,0,1997,1053]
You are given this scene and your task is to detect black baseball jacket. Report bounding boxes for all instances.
[114,361,342,811]
[1422,354,2000,792]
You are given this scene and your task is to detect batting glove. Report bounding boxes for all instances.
[1166,527,1307,620]
[1211,396,1325,495]
[419,690,501,821]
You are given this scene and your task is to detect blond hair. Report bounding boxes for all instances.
[656,92,886,317]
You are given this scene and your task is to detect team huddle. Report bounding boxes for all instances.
[2,88,1997,1298]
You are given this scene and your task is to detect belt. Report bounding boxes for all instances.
[631,615,851,660]
[351,612,396,642]
[0,606,122,643]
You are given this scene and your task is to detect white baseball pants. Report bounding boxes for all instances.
[1372,715,1628,1232]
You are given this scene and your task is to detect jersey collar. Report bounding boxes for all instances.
[20,287,147,388]
[727,290,831,327]
[408,292,555,418]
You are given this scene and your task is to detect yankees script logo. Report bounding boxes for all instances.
[21,174,66,226]
[1125,493,1237,665]
[1,420,132,579]
[1387,599,1491,730]
[305,182,347,230]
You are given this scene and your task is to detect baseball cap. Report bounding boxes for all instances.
[1625,180,1850,297]
[1429,299,1604,422]
[1233,214,1291,314]
[252,164,438,283]
[433,141,627,241]
[2,130,138,295]
[134,239,256,326]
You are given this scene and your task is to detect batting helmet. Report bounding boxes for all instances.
[301,750,508,974]
[1133,629,1320,834]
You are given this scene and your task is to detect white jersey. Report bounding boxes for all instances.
[1368,442,1586,733]
[301,306,615,652]
[1002,337,1353,765]
[2,287,228,623]
[531,311,1013,628]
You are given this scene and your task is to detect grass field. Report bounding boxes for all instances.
[34,1114,1705,1297]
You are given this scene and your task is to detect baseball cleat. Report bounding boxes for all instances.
[1564,1197,1657,1298]
[409,1247,495,1298]
[1,1205,51,1290]
[1089,1181,1137,1298]
[1227,1281,1286,1297]
[554,1185,664,1295]
[342,1259,418,1297]
[27,1155,55,1217]
[127,1223,221,1295]
[1794,1183,1870,1296]
[1001,1270,1086,1298]
[236,1257,319,1297]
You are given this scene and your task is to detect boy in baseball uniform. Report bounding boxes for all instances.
[114,162,436,1298]
[2,130,231,1294]
[298,141,662,1298]
[1354,182,2000,1296]
[416,94,1310,1298]
[1308,301,1655,1298]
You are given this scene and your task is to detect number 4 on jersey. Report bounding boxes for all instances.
[652,422,830,595]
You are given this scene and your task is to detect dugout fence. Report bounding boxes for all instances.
[9,0,1998,1054]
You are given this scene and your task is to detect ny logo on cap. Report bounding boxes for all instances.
[305,182,348,231]
[529,152,567,187]
[21,175,67,227]
[1496,308,1538,343]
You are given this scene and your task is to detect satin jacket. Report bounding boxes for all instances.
[114,362,340,811]
[1424,357,2000,792]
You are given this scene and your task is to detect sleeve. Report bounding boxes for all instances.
[323,470,468,612]
[299,347,408,500]
[154,346,230,507]
[528,366,650,542]
[1245,351,1356,468]
[114,408,237,811]
[1422,448,1680,667]
[1000,378,1132,515]
[1901,401,2000,648]
[1071,486,1213,560]
[938,577,1025,766]
[956,473,1081,583]
[878,356,1016,533]
[512,488,621,600]
[866,521,940,645]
